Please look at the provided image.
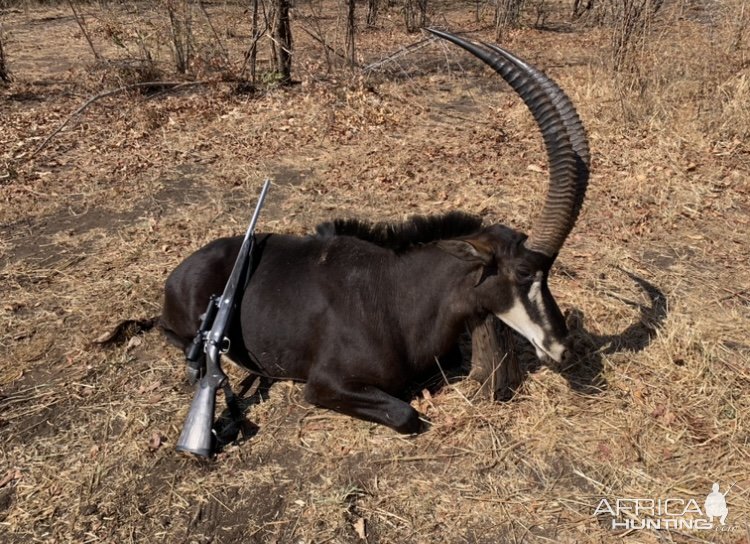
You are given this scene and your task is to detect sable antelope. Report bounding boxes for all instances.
[161,29,590,434]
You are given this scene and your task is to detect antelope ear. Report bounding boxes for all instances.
[437,239,494,265]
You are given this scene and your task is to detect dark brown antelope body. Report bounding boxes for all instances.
[161,29,590,433]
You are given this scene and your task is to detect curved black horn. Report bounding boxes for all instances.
[482,43,590,169]
[482,42,589,240]
[427,28,589,258]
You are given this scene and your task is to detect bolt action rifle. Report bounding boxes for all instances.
[176,179,271,457]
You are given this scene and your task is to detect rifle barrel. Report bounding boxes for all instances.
[208,179,271,347]
[176,179,271,458]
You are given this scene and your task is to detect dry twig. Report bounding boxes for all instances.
[30,80,211,158]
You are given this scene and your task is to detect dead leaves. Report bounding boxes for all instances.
[628,379,678,427]
[147,431,164,452]
[352,516,367,540]
[0,468,22,489]
[651,403,677,426]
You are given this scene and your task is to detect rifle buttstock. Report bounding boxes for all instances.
[176,380,218,457]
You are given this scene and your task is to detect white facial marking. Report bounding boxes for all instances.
[528,279,543,316]
[496,278,567,363]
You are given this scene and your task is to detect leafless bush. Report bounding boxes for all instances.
[366,0,379,27]
[165,0,194,74]
[196,0,229,66]
[571,0,594,20]
[239,0,266,87]
[298,0,336,73]
[67,0,102,62]
[728,0,748,51]
[93,0,240,88]
[529,0,549,28]
[403,0,428,33]
[105,58,165,90]
[609,0,662,71]
[590,0,749,146]
[573,0,662,71]
[97,6,166,88]
[495,0,525,38]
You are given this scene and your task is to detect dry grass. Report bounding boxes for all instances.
[1,1,749,543]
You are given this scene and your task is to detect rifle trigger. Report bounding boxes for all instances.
[220,337,231,354]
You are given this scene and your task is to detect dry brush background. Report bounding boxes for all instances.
[1,0,749,542]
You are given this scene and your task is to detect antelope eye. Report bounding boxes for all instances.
[515,268,536,285]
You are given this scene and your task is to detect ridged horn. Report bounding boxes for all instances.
[482,42,589,237]
[426,28,589,258]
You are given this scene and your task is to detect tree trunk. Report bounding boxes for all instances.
[404,0,427,32]
[0,28,10,84]
[274,0,293,83]
[249,0,260,85]
[346,0,356,67]
[469,316,524,401]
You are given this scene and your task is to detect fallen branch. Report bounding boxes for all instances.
[298,24,359,68]
[30,80,209,158]
[363,35,434,73]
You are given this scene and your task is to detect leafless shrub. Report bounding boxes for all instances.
[239,0,297,91]
[104,58,165,91]
[573,0,662,71]
[495,0,525,38]
[591,0,750,146]
[571,0,595,21]
[165,0,194,74]
[609,0,662,71]
[67,0,103,62]
[97,7,166,88]
[238,0,266,87]
[728,0,748,51]
[298,0,337,73]
[196,0,229,66]
[92,0,238,88]
[529,0,549,28]
[366,0,379,27]
[403,0,428,33]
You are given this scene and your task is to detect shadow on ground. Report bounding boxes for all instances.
[554,269,668,393]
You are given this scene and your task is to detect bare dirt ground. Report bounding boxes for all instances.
[1,1,749,542]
